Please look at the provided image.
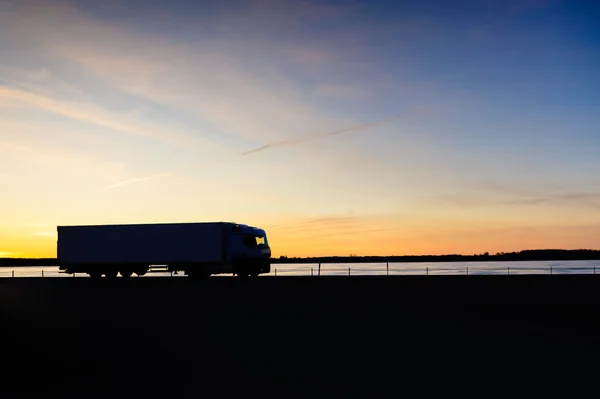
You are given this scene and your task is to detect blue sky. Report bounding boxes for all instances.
[0,0,599,257]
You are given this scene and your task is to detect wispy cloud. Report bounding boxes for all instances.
[1,2,340,139]
[0,65,83,98]
[106,172,175,189]
[105,159,226,189]
[432,180,600,211]
[0,87,144,136]
[1,0,445,201]
[503,193,600,209]
[24,222,55,228]
[265,216,367,235]
[314,84,371,101]
[0,137,126,182]
[0,86,219,152]
[264,216,363,230]
[299,227,403,240]
[263,214,414,244]
[2,0,436,143]
[31,232,56,237]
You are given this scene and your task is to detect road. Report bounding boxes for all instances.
[1,275,600,398]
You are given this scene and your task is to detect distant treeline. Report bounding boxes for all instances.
[2,249,600,267]
[271,249,600,264]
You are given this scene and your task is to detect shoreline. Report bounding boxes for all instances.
[3,249,600,267]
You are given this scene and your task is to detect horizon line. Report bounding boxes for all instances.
[2,248,600,261]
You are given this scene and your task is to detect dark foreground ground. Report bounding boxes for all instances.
[2,275,600,398]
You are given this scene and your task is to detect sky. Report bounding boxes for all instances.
[1,0,599,258]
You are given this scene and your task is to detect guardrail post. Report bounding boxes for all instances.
[466,267,469,275]
[508,267,510,275]
[550,266,553,275]
[42,270,44,278]
[311,268,313,276]
[595,266,596,275]
[348,267,351,276]
[275,269,277,276]
[386,262,389,276]
[12,270,14,278]
[318,263,321,276]
[426,267,429,276]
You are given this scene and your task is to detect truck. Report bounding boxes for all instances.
[57,222,271,278]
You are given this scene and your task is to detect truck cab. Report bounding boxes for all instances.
[229,223,271,277]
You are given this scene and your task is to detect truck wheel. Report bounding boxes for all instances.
[249,272,259,277]
[104,271,118,279]
[120,270,133,278]
[236,271,248,278]
[135,270,147,276]
[89,272,101,279]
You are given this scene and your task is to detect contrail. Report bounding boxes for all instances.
[107,162,217,189]
[107,112,414,189]
[106,161,219,189]
[107,172,173,189]
[240,115,403,156]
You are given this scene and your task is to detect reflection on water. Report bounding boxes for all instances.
[270,260,600,276]
[1,260,600,278]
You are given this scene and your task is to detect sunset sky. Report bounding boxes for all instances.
[1,0,599,258]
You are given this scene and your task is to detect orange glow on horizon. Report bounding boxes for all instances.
[4,220,600,259]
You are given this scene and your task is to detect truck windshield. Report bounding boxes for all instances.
[243,235,269,249]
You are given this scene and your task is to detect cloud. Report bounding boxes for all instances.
[1,0,446,196]
[1,0,437,143]
[263,214,411,243]
[0,86,218,152]
[265,216,365,232]
[483,182,600,209]
[0,87,143,135]
[105,158,226,189]
[31,232,57,237]
[504,193,600,208]
[2,1,427,194]
[24,222,55,228]
[314,84,371,101]
[299,227,404,240]
[106,172,174,189]
[58,49,360,146]
[0,65,83,98]
[0,137,126,182]
[1,1,341,138]
[432,180,600,211]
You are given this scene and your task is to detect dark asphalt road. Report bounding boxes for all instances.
[1,276,599,398]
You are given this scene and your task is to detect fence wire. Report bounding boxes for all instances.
[3,263,598,278]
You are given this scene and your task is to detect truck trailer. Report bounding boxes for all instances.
[57,222,271,278]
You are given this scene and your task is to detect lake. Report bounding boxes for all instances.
[2,259,600,277]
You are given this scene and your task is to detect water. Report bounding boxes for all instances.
[271,260,600,276]
[1,260,600,278]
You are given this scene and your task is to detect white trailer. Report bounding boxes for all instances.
[57,222,271,278]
